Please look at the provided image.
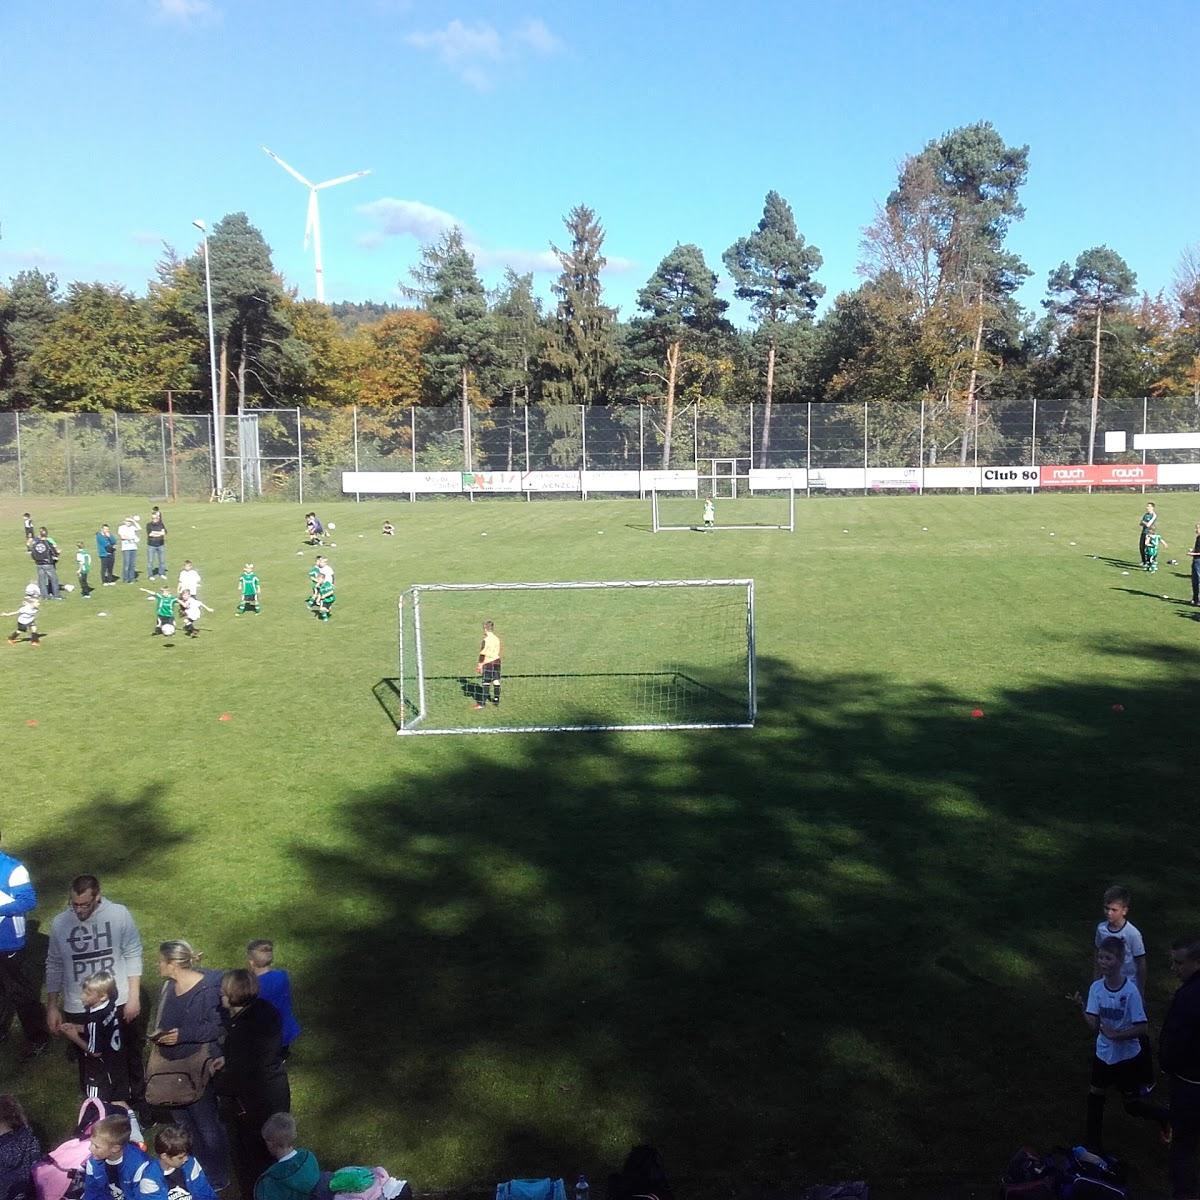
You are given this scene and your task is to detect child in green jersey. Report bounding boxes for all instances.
[236,564,261,614]
[143,585,178,635]
[1144,530,1166,573]
[306,577,335,621]
[75,542,93,597]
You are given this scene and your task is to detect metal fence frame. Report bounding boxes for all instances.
[2,398,1198,500]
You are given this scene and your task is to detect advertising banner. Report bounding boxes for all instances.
[1040,464,1158,488]
[866,467,921,491]
[582,470,642,493]
[521,471,581,493]
[923,467,980,488]
[981,466,1040,489]
[644,470,698,492]
[749,468,807,489]
[342,471,463,494]
[462,471,522,492]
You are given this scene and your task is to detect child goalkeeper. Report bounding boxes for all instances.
[237,564,261,614]
[702,497,715,528]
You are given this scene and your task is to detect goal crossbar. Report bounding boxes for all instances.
[396,579,756,736]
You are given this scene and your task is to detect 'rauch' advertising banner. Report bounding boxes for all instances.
[1039,464,1158,488]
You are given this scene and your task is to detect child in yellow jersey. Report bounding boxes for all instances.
[473,620,501,709]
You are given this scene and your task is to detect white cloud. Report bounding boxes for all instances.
[468,244,560,273]
[404,16,563,90]
[131,231,166,247]
[357,198,462,245]
[153,0,218,24]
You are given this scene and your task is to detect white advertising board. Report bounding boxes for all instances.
[866,467,921,490]
[1157,463,1200,485]
[644,470,698,492]
[342,471,463,494]
[522,471,580,492]
[1134,432,1200,450]
[582,470,642,493]
[980,466,1041,489]
[808,469,866,490]
[922,467,979,488]
[749,468,807,489]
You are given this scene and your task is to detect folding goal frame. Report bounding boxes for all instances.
[396,578,757,736]
[651,486,795,532]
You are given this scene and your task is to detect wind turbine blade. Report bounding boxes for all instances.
[261,145,314,189]
[303,192,318,250]
[315,169,372,190]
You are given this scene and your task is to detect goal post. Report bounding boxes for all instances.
[396,579,756,735]
[651,486,795,532]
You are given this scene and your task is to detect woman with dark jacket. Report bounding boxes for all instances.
[212,969,289,1200]
[0,1094,40,1200]
[152,941,230,1190]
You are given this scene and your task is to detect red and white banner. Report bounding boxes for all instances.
[1040,464,1158,488]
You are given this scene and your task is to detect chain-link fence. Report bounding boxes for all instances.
[2,398,1198,499]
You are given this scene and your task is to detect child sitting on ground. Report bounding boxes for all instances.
[381,521,395,537]
[254,1113,319,1200]
[83,1114,166,1200]
[247,940,301,1057]
[154,1124,218,1200]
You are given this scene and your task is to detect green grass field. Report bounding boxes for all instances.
[2,490,1197,1196]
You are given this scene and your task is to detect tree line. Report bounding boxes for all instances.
[1,121,1198,469]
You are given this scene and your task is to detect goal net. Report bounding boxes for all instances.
[651,486,794,532]
[396,579,756,735]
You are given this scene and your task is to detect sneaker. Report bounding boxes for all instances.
[20,1040,50,1061]
[472,703,485,711]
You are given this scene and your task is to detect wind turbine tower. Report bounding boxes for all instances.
[261,146,370,303]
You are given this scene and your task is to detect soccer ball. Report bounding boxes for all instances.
[328,522,336,530]
[63,583,75,592]
[160,622,175,637]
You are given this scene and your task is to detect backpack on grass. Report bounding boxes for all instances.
[32,1099,108,1200]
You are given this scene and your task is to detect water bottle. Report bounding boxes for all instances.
[575,1175,590,1200]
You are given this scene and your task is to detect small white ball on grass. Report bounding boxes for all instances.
[1122,571,1130,576]
[1069,541,1077,546]
[842,528,849,533]
[481,532,488,537]
[97,612,108,618]
[328,522,336,530]
[62,583,74,592]
[922,527,928,531]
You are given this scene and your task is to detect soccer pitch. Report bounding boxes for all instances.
[2,491,1197,1194]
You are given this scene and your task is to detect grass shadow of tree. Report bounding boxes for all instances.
[273,651,1199,1195]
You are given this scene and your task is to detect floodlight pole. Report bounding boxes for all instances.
[193,219,223,495]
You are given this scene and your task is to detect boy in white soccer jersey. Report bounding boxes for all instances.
[178,590,213,639]
[5,585,41,646]
[177,560,201,597]
[1093,884,1147,995]
[1080,935,1169,1151]
[703,497,715,528]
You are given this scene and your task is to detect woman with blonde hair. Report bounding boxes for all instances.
[152,940,229,1190]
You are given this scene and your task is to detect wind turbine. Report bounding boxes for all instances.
[261,146,370,303]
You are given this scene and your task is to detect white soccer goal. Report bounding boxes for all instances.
[395,579,756,735]
[651,486,795,532]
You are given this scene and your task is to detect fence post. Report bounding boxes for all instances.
[638,404,645,497]
[1030,397,1038,494]
[352,405,361,502]
[159,414,169,499]
[1141,397,1148,491]
[919,399,925,494]
[524,404,531,502]
[693,402,699,470]
[410,407,416,504]
[295,407,304,505]
[806,402,812,497]
[749,402,754,472]
[64,416,73,495]
[580,403,587,500]
[14,411,23,495]
[114,411,123,494]
[862,401,868,494]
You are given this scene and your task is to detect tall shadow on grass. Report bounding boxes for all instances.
[279,652,1199,1194]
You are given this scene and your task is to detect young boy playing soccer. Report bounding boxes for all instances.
[154,1125,219,1200]
[303,512,326,545]
[4,586,41,647]
[702,498,715,528]
[178,560,201,598]
[60,970,129,1103]
[1079,935,1169,1151]
[237,564,261,614]
[178,590,213,639]
[473,620,501,709]
[1145,529,1167,573]
[76,542,93,598]
[306,575,335,621]
[83,1114,167,1200]
[143,585,178,635]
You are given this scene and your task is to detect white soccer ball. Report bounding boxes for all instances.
[161,622,175,637]
[328,522,336,530]
[97,612,108,617]
[62,583,75,592]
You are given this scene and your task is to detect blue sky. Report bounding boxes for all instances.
[1,0,1196,323]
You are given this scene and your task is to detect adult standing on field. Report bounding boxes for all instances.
[0,832,49,1059]
[45,874,145,1100]
[1188,522,1200,607]
[28,529,60,600]
[1139,502,1157,567]
[145,507,167,581]
[1160,935,1200,1200]
[96,524,117,586]
[118,516,140,584]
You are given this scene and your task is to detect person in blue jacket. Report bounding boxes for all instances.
[246,941,301,1056]
[83,1114,168,1200]
[0,832,48,1058]
[96,525,118,586]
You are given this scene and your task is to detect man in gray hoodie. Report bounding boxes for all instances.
[45,874,144,1098]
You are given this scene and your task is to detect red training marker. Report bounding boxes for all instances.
[218,713,232,722]
[971,708,985,719]
[26,719,38,727]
